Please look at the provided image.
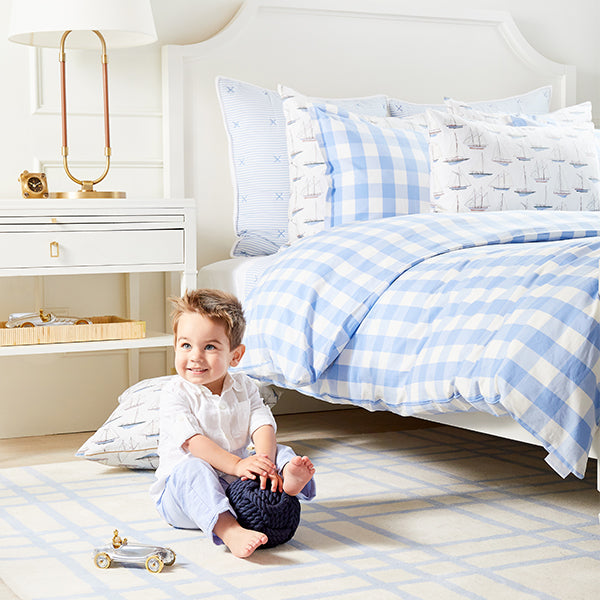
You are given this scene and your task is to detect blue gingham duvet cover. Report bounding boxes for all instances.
[241,211,600,478]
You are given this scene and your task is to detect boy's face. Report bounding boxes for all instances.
[174,312,244,395]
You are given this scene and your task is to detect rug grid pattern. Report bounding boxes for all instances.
[1,426,599,599]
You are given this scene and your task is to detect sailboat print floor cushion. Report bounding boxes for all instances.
[76,376,176,470]
[426,109,600,213]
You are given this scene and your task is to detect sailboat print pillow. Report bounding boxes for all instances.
[426,109,600,213]
[76,376,176,469]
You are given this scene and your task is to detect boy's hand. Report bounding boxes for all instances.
[234,454,276,481]
[260,471,283,493]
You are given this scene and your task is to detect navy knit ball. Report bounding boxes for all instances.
[226,477,301,548]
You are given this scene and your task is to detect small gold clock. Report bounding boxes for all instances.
[19,171,49,199]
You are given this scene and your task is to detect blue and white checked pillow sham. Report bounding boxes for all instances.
[308,104,431,228]
[217,77,387,256]
[281,85,407,243]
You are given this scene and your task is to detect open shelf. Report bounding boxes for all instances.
[0,331,173,356]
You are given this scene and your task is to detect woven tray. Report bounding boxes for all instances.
[0,316,146,346]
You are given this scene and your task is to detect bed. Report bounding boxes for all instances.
[162,0,600,493]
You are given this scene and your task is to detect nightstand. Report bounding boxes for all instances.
[0,199,196,374]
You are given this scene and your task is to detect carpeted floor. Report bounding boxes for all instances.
[1,426,599,600]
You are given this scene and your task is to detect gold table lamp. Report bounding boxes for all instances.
[8,0,157,199]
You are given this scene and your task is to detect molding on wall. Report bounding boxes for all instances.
[30,47,162,118]
[36,158,163,171]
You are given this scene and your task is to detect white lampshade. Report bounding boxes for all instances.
[8,0,157,49]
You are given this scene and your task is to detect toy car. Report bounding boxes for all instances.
[5,310,92,328]
[93,530,176,574]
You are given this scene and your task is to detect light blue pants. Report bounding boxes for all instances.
[155,444,316,545]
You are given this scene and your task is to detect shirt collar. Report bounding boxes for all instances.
[177,372,243,396]
[220,372,234,394]
[223,372,245,393]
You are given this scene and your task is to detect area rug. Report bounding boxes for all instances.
[1,426,599,600]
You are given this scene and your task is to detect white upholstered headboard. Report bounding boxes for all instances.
[162,0,575,267]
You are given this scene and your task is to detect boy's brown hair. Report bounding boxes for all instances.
[169,289,246,349]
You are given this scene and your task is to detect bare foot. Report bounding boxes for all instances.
[214,512,268,558]
[282,456,315,496]
[221,527,268,558]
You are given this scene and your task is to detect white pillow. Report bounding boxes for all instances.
[217,77,388,256]
[426,109,600,213]
[76,376,176,469]
[445,99,593,129]
[387,98,444,117]
[389,85,552,118]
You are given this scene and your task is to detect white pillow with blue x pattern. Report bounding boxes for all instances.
[217,77,388,256]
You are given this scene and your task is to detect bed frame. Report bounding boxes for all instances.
[162,0,599,492]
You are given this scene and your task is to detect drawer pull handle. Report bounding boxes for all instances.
[49,241,59,258]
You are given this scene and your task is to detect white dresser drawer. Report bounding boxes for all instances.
[0,228,184,269]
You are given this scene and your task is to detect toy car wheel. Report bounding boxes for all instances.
[94,552,111,569]
[145,555,164,573]
[163,549,176,566]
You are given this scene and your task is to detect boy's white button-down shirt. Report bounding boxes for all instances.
[150,372,276,502]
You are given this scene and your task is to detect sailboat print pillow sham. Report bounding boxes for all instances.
[426,109,600,213]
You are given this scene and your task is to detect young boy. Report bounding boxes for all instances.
[150,289,316,558]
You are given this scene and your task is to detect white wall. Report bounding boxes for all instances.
[0,0,598,437]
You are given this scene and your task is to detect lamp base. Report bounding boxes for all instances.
[50,190,126,199]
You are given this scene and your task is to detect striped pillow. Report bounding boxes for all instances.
[217,77,387,256]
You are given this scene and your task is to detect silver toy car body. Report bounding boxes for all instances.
[5,310,92,328]
[93,530,175,573]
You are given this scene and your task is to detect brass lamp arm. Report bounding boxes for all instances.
[59,30,112,189]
